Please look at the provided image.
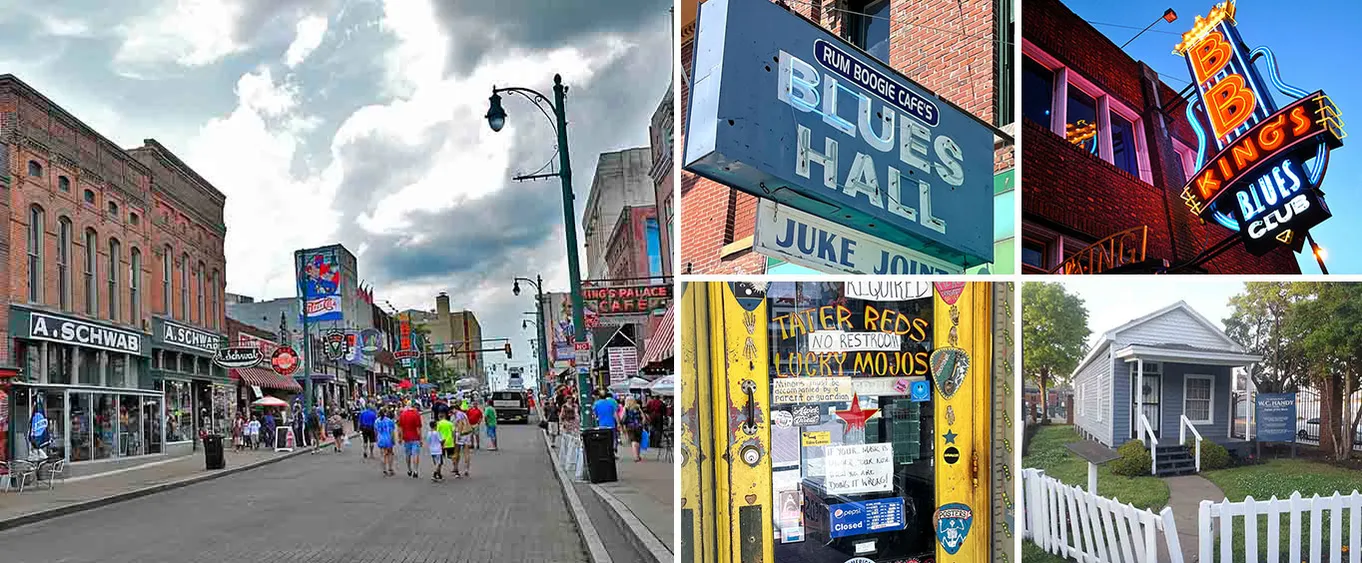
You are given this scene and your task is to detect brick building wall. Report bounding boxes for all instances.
[605,206,659,281]
[0,74,228,370]
[1021,0,1300,274]
[679,0,1012,274]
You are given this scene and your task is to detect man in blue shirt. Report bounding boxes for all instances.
[592,391,620,452]
[358,403,378,459]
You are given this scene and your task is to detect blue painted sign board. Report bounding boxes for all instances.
[827,497,908,538]
[1255,392,1297,443]
[683,0,995,267]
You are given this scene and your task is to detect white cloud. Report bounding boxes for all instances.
[235,68,298,117]
[284,14,329,67]
[114,0,244,70]
[39,15,94,38]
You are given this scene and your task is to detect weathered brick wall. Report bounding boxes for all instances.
[680,0,1008,273]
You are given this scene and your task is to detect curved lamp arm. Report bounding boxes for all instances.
[490,86,558,134]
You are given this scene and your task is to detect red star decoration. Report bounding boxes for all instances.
[835,394,878,431]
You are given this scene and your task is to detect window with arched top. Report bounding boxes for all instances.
[84,228,97,315]
[57,217,71,310]
[180,253,189,321]
[196,261,205,325]
[83,189,95,205]
[58,176,70,192]
[27,161,42,178]
[130,247,142,327]
[108,201,119,220]
[108,238,121,321]
[27,205,44,303]
[210,269,220,330]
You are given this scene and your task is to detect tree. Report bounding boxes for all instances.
[1022,282,1090,424]
[1286,282,1362,462]
[1224,282,1308,393]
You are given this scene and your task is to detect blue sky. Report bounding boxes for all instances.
[1061,0,1362,274]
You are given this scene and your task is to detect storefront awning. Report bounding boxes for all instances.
[640,301,675,365]
[229,367,302,392]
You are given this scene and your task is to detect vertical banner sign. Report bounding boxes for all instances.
[1175,0,1344,255]
[297,249,344,321]
[1255,392,1297,442]
[546,292,575,370]
[399,314,412,352]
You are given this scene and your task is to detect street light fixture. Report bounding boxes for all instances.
[491,75,592,426]
[1119,8,1177,49]
[514,276,554,403]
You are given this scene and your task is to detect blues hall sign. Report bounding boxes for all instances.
[683,0,994,268]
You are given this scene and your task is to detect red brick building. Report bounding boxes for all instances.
[1021,0,1300,274]
[0,74,229,468]
[679,0,1015,274]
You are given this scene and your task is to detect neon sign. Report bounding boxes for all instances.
[1175,0,1345,255]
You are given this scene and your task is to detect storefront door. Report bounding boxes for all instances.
[1130,370,1161,440]
[681,282,997,563]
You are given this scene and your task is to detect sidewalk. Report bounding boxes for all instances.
[591,448,674,554]
[0,419,358,530]
[1161,474,1226,562]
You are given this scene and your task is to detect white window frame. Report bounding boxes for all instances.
[1183,374,1215,425]
[1172,138,1198,183]
[1023,39,1154,184]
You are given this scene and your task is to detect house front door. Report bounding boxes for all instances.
[1131,373,1161,440]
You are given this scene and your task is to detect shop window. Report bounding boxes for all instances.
[197,260,206,325]
[1021,239,1047,270]
[1021,55,1054,128]
[48,344,74,385]
[109,355,127,388]
[180,253,189,321]
[109,238,121,322]
[1110,111,1139,177]
[1184,375,1214,424]
[58,175,70,192]
[27,160,43,177]
[119,395,143,456]
[1173,140,1198,182]
[847,0,891,63]
[162,246,172,314]
[84,228,98,315]
[78,348,100,386]
[58,217,71,310]
[165,380,193,443]
[28,205,43,303]
[70,392,92,462]
[93,394,115,460]
[130,248,142,327]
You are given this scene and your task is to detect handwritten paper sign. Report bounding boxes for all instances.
[844,281,932,301]
[824,443,894,495]
[808,331,903,353]
[772,377,853,404]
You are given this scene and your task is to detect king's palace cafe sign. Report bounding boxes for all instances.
[11,306,150,357]
[1175,0,1344,256]
[682,0,995,270]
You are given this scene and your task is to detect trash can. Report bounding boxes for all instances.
[582,427,617,483]
[203,435,226,470]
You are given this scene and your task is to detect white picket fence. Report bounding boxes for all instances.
[1200,491,1362,563]
[1022,468,1184,563]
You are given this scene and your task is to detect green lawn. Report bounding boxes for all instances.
[1201,459,1362,560]
[1022,540,1069,563]
[1022,424,1170,511]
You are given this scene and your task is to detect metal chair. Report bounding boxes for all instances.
[3,460,39,493]
[38,459,67,490]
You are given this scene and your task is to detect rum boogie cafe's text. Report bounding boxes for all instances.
[30,312,142,355]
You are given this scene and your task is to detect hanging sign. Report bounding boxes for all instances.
[214,346,263,369]
[753,200,964,275]
[1174,0,1343,254]
[359,328,383,355]
[684,0,995,267]
[323,330,346,361]
[271,346,300,376]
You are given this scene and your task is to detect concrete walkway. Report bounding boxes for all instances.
[592,447,674,553]
[1161,474,1226,562]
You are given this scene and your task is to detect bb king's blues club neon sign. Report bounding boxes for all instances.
[1175,0,1345,256]
[683,0,994,268]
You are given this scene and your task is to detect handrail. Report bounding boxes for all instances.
[1050,225,1148,274]
[1180,414,1203,473]
[1141,413,1159,475]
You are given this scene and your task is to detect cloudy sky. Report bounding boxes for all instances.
[1032,278,1247,348]
[0,0,674,374]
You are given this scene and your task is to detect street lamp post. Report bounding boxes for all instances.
[515,275,552,406]
[490,75,592,426]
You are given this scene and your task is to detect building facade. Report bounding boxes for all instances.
[416,293,485,387]
[679,0,1016,275]
[582,147,655,280]
[648,84,675,277]
[1020,0,1301,274]
[604,206,663,281]
[0,74,228,470]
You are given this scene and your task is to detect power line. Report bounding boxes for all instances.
[1086,20,1183,36]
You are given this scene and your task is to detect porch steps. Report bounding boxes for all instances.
[1153,445,1197,476]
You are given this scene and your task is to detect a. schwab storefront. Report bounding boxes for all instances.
[150,316,230,455]
[5,306,157,468]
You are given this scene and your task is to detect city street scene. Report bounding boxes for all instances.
[677,0,1017,276]
[680,280,1017,563]
[1021,279,1362,562]
[0,1,675,562]
[1022,0,1355,274]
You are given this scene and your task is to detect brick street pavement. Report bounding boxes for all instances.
[0,422,586,563]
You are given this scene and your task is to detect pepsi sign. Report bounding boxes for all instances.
[684,0,995,268]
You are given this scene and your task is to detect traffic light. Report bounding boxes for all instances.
[505,342,512,359]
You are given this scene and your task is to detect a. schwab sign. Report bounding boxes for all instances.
[754,200,962,274]
[153,317,224,355]
[683,0,993,268]
[13,308,150,357]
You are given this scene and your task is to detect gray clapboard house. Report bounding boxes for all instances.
[1070,301,1261,476]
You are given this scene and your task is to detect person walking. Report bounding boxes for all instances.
[593,391,620,452]
[622,397,646,462]
[454,405,474,476]
[232,414,246,453]
[467,401,483,450]
[263,410,277,449]
[561,395,579,436]
[247,415,262,450]
[375,408,397,476]
[327,412,345,453]
[482,401,498,452]
[358,402,378,459]
[436,411,456,479]
[545,398,560,440]
[426,420,446,482]
[645,394,665,449]
[397,402,423,478]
